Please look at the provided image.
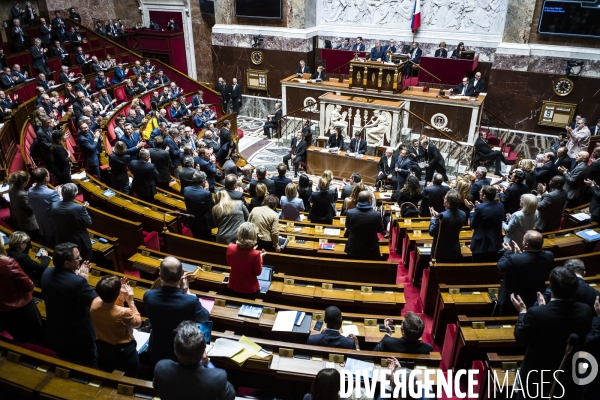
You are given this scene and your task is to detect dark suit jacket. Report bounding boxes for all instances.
[41,267,98,362]
[143,286,209,363]
[434,49,448,58]
[423,144,445,169]
[534,162,556,187]
[345,205,383,259]
[470,178,491,203]
[270,108,282,124]
[294,139,307,158]
[327,134,344,149]
[230,84,242,103]
[555,155,574,172]
[198,157,217,189]
[467,78,486,95]
[120,131,142,160]
[108,153,130,186]
[50,200,93,257]
[7,249,50,286]
[36,126,53,163]
[564,162,590,200]
[370,47,388,61]
[584,316,600,399]
[294,65,311,74]
[183,185,215,238]
[374,336,433,354]
[409,47,422,63]
[163,135,182,167]
[307,328,356,349]
[0,74,15,89]
[78,131,102,167]
[429,208,466,261]
[515,301,592,398]
[351,43,365,51]
[470,200,504,254]
[308,190,335,224]
[129,160,158,199]
[153,360,236,400]
[340,183,355,201]
[535,188,568,231]
[590,185,600,220]
[30,45,47,71]
[349,137,367,154]
[310,71,326,80]
[272,175,292,199]
[588,159,600,184]
[420,184,450,217]
[452,82,469,95]
[178,167,196,193]
[499,182,529,214]
[496,250,554,311]
[75,52,87,66]
[539,276,600,313]
[51,145,71,178]
[378,155,397,176]
[474,137,493,156]
[249,178,275,197]
[394,156,415,185]
[149,148,171,184]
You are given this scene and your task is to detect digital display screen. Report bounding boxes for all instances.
[235,0,283,19]
[538,1,600,37]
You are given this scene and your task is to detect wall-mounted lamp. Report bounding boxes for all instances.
[185,9,190,16]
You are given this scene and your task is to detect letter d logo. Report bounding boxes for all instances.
[572,351,598,386]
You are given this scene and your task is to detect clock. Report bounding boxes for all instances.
[553,77,574,96]
[250,50,263,65]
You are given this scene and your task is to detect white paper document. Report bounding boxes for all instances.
[340,324,359,337]
[323,228,341,236]
[272,311,298,332]
[572,212,591,221]
[207,338,245,358]
[133,329,150,353]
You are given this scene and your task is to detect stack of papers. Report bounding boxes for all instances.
[133,329,151,354]
[272,311,306,332]
[572,212,591,222]
[323,228,341,236]
[207,337,263,366]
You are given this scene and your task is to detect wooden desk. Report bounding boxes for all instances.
[306,147,380,185]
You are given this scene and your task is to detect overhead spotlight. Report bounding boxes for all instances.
[252,35,264,49]
[566,60,583,75]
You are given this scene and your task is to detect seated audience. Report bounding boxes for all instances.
[153,321,236,400]
[226,222,265,298]
[307,306,358,350]
[91,276,141,377]
[374,312,433,354]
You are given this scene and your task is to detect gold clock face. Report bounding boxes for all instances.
[251,51,263,65]
[553,77,574,96]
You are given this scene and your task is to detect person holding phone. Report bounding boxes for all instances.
[373,312,433,354]
[7,231,50,286]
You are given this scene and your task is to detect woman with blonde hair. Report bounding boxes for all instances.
[343,182,365,215]
[320,169,338,201]
[280,183,304,221]
[212,190,248,244]
[503,193,538,246]
[456,178,471,225]
[518,159,535,191]
[7,231,50,286]
[226,222,265,298]
[250,182,267,212]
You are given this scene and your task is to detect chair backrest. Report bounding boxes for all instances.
[441,323,457,371]
[113,85,127,103]
[281,203,300,221]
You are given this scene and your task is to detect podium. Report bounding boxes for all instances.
[349,60,402,93]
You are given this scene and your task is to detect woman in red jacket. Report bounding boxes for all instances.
[0,243,43,342]
[226,222,265,299]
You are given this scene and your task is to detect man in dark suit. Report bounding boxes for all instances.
[11,19,28,52]
[51,11,66,42]
[229,78,242,114]
[148,136,172,190]
[369,42,389,62]
[216,120,234,165]
[554,146,573,171]
[377,148,397,189]
[394,148,415,190]
[535,175,567,232]
[41,242,98,366]
[11,64,28,84]
[450,77,470,96]
[36,116,53,168]
[129,149,159,203]
[374,313,433,354]
[197,148,217,191]
[474,131,505,176]
[345,190,384,260]
[78,121,103,179]
[351,37,365,52]
[512,267,592,398]
[222,174,249,210]
[249,166,275,197]
[534,152,557,187]
[272,163,292,198]
[294,60,311,75]
[163,128,182,172]
[75,47,90,67]
[182,171,215,240]
[428,191,466,262]
[420,174,450,217]
[422,138,448,182]
[39,18,52,47]
[341,173,361,200]
[11,4,24,23]
[143,257,210,364]
[496,230,554,315]
[36,73,53,91]
[499,169,529,214]
[28,168,61,247]
[30,38,51,75]
[465,185,504,262]
[466,72,486,96]
[586,178,600,223]
[537,259,600,313]
[178,157,196,194]
[69,7,82,23]
[153,321,236,400]
[289,131,306,177]
[310,66,326,81]
[50,183,93,261]
[0,68,16,89]
[560,150,590,209]
[307,306,358,349]
[470,166,491,203]
[215,77,229,112]
[348,131,367,154]
[190,90,204,111]
[405,42,422,76]
[263,102,282,139]
[154,70,171,86]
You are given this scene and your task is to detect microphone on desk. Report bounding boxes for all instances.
[549,333,578,399]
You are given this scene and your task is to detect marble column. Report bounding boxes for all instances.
[189,0,213,82]
[502,0,536,44]
[214,0,234,25]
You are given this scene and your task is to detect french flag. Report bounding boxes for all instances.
[411,0,421,32]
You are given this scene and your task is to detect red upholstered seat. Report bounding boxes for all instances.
[441,323,457,371]
[20,343,58,358]
[143,231,160,251]
[487,134,503,147]
[471,360,487,398]
[237,128,244,140]
[113,85,128,103]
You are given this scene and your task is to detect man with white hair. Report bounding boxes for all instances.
[59,65,76,84]
[565,117,591,159]
[377,148,397,188]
